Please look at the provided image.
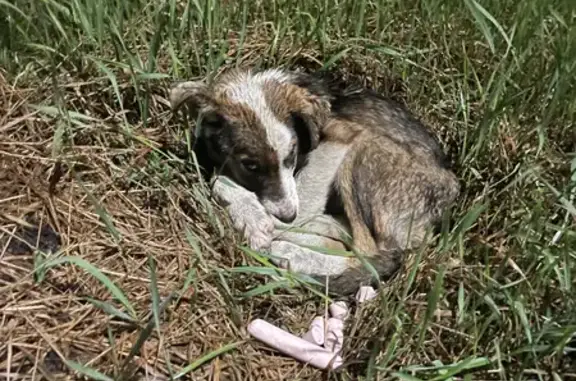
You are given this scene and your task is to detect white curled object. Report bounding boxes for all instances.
[248,319,344,370]
[302,316,325,346]
[324,318,345,353]
[329,301,349,320]
[355,286,377,303]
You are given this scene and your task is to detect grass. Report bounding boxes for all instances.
[0,0,575,379]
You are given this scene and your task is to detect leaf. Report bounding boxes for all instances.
[227,266,283,276]
[457,283,466,324]
[73,172,122,243]
[52,120,67,158]
[467,0,511,51]
[135,72,171,81]
[391,373,425,381]
[0,0,32,23]
[419,266,445,346]
[176,266,197,304]
[148,255,176,379]
[88,57,124,116]
[483,295,501,317]
[430,357,491,380]
[322,47,353,70]
[239,245,277,267]
[452,203,487,236]
[513,300,532,344]
[123,292,176,369]
[570,155,576,182]
[402,245,426,300]
[464,0,496,53]
[290,272,325,287]
[148,255,162,332]
[31,104,98,124]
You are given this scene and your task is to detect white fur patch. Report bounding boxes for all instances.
[223,69,292,152]
[270,240,350,276]
[221,70,299,221]
[294,142,350,222]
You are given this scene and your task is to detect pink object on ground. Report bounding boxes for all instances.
[355,286,378,302]
[324,318,345,353]
[329,301,349,320]
[248,319,344,370]
[302,316,325,346]
[248,286,378,369]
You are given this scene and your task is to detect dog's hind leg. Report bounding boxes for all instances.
[321,135,460,295]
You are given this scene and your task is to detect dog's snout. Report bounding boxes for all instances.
[279,210,297,223]
[262,198,298,224]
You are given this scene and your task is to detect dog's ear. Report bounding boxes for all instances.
[286,72,333,154]
[169,80,225,136]
[294,92,331,155]
[169,81,213,113]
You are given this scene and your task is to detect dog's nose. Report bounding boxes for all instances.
[279,211,297,223]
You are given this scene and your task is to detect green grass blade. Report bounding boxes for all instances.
[322,47,353,70]
[418,266,446,347]
[73,173,122,243]
[391,373,425,381]
[430,357,491,380]
[174,341,243,379]
[63,359,114,381]
[464,0,496,53]
[148,255,162,333]
[40,256,136,318]
[84,297,137,323]
[123,292,176,369]
[242,280,291,298]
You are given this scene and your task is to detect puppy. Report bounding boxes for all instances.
[169,68,460,295]
[169,69,328,251]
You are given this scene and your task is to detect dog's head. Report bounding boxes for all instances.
[169,69,331,223]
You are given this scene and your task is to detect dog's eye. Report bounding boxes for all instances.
[240,159,260,172]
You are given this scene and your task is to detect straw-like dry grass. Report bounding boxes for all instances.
[1,0,575,380]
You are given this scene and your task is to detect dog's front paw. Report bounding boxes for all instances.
[228,195,275,252]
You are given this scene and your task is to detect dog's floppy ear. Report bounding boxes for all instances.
[170,80,218,119]
[169,80,225,136]
[293,92,331,155]
[287,72,334,154]
[290,98,328,154]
